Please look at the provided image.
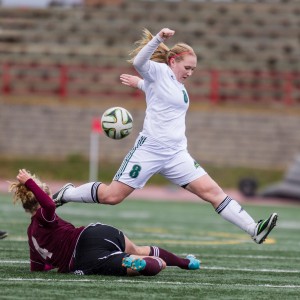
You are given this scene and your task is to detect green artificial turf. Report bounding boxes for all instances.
[1,192,299,299]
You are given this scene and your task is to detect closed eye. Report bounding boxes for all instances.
[185,66,196,71]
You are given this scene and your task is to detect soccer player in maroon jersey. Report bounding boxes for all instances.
[9,169,200,276]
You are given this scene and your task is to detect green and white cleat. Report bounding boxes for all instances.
[252,213,278,244]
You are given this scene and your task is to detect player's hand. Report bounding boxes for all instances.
[120,74,141,89]
[17,169,31,184]
[158,28,175,40]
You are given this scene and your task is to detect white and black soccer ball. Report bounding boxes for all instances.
[101,107,133,140]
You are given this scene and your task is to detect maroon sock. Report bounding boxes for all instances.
[139,257,163,276]
[150,246,189,269]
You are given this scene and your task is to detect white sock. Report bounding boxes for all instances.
[63,182,101,203]
[216,196,256,236]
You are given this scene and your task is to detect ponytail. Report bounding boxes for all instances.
[128,28,196,65]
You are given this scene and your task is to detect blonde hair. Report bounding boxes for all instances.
[9,171,51,214]
[128,28,196,65]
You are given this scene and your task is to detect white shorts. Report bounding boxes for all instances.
[113,135,207,189]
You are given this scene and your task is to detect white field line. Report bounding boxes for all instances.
[201,266,300,273]
[197,254,300,261]
[0,277,299,289]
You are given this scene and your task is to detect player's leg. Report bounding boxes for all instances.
[162,150,277,244]
[117,236,166,276]
[73,223,165,277]
[124,235,150,256]
[97,137,164,205]
[97,181,134,205]
[53,181,134,206]
[53,135,155,206]
[124,236,200,270]
[122,255,166,276]
[186,175,278,244]
[186,174,257,233]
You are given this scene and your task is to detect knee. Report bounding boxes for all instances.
[206,187,227,209]
[98,183,131,205]
[200,185,226,204]
[208,185,224,198]
[160,258,166,270]
[140,257,165,276]
[100,194,123,205]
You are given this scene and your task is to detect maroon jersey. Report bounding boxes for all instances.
[25,179,84,273]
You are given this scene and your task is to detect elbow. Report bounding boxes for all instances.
[132,59,138,69]
[132,56,143,70]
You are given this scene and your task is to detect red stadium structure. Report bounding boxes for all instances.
[1,62,299,105]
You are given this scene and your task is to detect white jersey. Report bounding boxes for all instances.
[133,34,189,150]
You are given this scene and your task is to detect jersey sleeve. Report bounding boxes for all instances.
[30,259,54,272]
[30,260,46,272]
[25,178,56,221]
[137,79,145,92]
[133,34,164,82]
[29,246,46,271]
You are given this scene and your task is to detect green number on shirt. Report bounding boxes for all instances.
[130,165,141,178]
[182,90,189,103]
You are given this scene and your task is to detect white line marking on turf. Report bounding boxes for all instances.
[201,266,300,273]
[0,260,28,264]
[0,278,299,289]
[200,254,300,261]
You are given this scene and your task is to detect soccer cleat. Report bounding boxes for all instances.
[252,213,278,244]
[122,256,146,272]
[52,183,74,208]
[186,254,201,270]
[0,231,8,239]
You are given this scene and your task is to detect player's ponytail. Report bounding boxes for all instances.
[128,28,196,65]
[128,28,170,64]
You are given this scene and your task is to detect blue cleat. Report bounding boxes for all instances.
[122,256,146,271]
[186,254,200,270]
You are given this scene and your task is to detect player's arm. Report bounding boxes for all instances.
[29,247,47,272]
[17,169,55,220]
[30,258,54,272]
[133,28,175,74]
[30,260,46,272]
[120,74,145,92]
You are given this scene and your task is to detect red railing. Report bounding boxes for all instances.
[1,62,299,105]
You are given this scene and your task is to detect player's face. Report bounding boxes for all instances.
[170,55,197,84]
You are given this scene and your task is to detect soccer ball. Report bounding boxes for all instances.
[101,106,133,140]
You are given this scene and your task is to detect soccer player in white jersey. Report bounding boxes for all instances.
[53,28,277,245]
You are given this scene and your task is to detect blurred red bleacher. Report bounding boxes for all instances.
[1,62,299,105]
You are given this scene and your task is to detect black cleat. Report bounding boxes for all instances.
[0,231,8,239]
[52,183,74,208]
[252,213,278,244]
